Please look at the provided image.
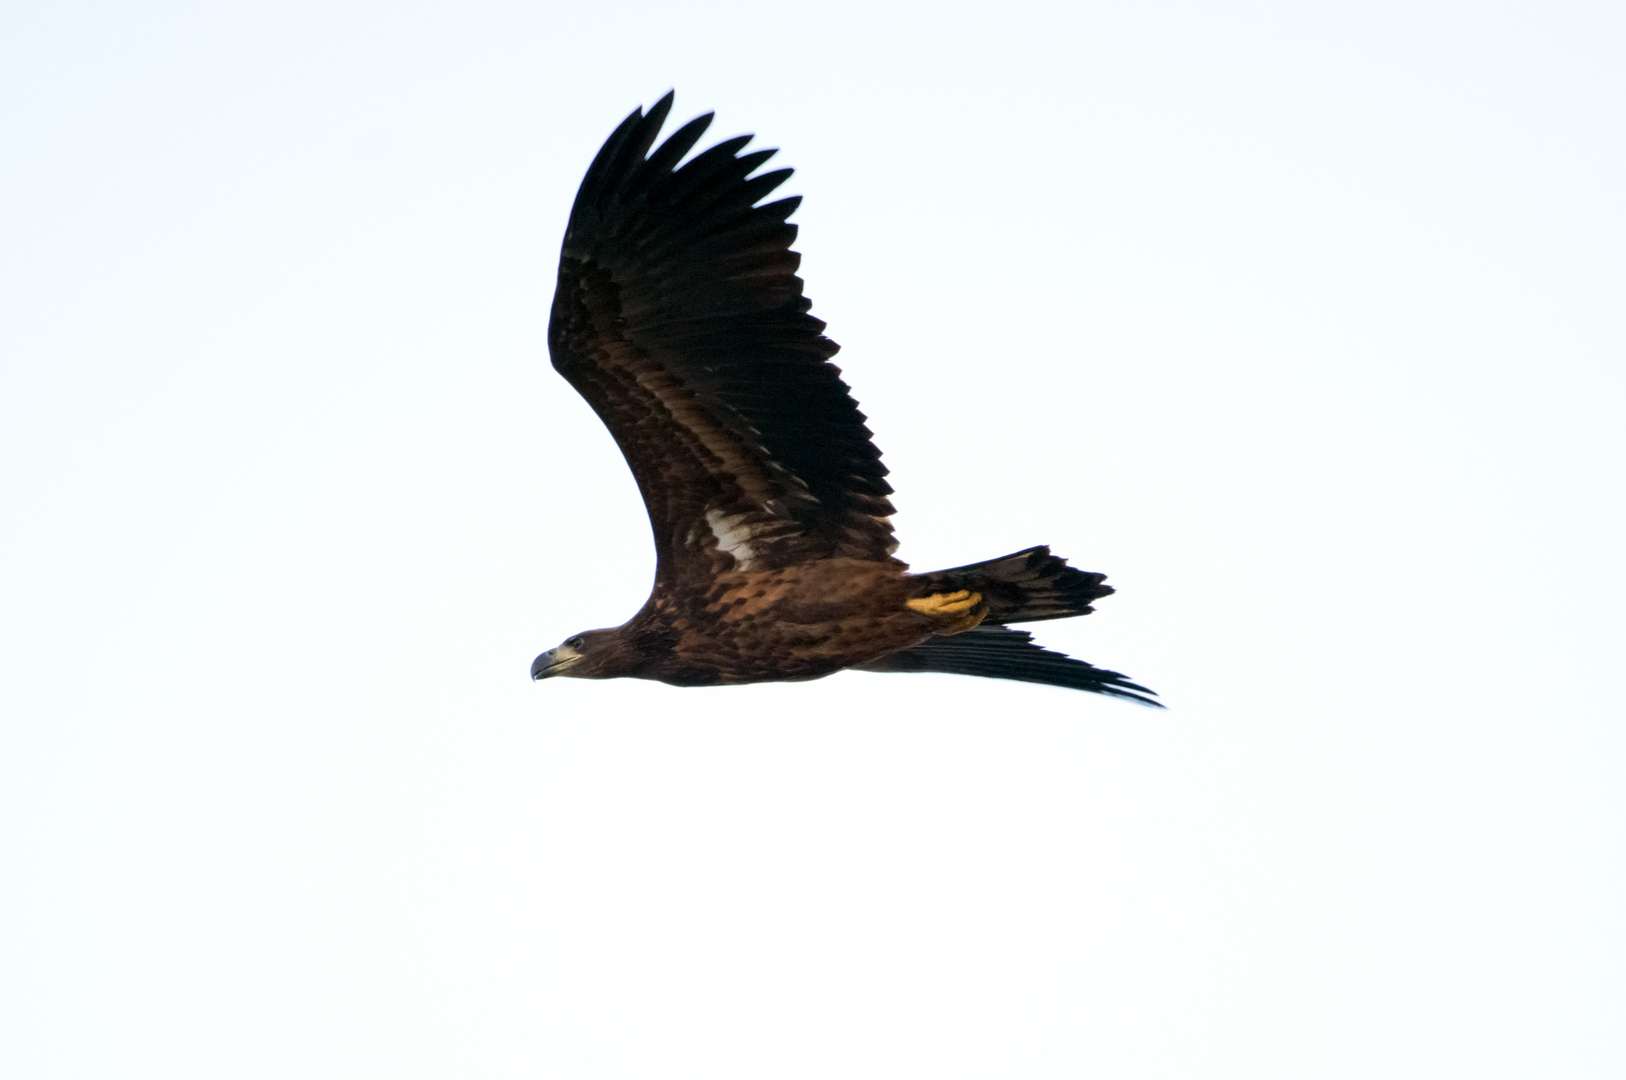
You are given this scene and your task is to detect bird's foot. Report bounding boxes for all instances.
[906,589,987,635]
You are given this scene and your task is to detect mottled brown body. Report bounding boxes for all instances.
[641,559,931,684]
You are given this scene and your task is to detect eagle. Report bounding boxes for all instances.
[532,93,1157,706]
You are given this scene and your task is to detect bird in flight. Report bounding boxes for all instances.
[532,93,1157,705]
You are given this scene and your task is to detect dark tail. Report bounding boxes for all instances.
[908,545,1113,624]
[855,624,1161,706]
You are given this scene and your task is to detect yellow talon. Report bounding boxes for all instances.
[906,589,986,634]
[907,589,971,615]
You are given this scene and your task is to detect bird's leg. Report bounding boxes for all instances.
[906,589,988,635]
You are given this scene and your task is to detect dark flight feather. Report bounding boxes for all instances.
[550,92,894,588]
[857,625,1162,706]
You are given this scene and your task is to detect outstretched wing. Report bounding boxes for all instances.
[549,93,896,587]
[856,624,1162,705]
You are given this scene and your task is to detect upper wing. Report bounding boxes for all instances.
[549,93,897,587]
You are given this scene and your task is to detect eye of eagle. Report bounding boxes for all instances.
[567,636,585,650]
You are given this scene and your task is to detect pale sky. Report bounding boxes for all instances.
[3,3,1623,1078]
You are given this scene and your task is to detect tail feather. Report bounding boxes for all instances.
[909,545,1112,624]
[855,624,1161,706]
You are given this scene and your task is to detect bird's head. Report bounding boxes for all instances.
[531,628,622,681]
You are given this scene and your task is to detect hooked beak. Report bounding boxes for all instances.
[530,644,581,681]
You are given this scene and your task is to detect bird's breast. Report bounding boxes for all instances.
[645,559,926,684]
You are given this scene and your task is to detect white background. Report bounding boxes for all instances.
[3,3,1622,1077]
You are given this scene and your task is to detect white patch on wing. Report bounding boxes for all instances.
[705,509,764,571]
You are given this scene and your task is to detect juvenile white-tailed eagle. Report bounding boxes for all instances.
[532,94,1157,705]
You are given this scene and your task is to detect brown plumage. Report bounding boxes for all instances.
[532,93,1157,704]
